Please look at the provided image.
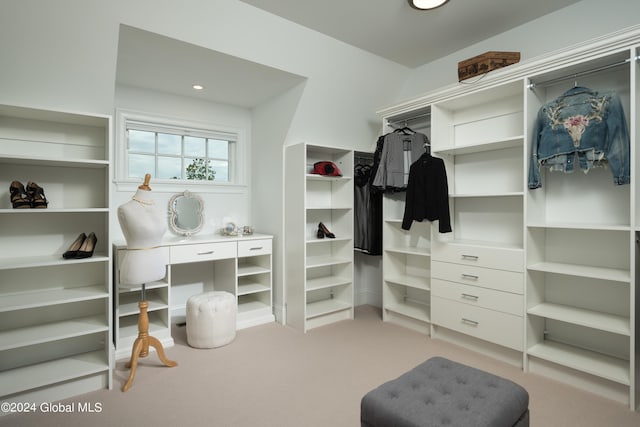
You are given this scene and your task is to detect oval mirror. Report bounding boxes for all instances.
[168,190,204,236]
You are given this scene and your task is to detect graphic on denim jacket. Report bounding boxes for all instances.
[546,95,607,147]
[528,86,630,189]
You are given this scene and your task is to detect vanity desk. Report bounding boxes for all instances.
[113,233,274,359]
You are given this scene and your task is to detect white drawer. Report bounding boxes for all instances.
[170,241,237,264]
[432,296,523,351]
[432,242,523,272]
[238,239,272,257]
[431,261,523,294]
[431,279,523,316]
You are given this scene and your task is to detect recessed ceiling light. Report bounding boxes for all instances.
[408,0,449,10]
[192,84,204,90]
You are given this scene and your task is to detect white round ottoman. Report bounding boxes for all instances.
[186,291,236,348]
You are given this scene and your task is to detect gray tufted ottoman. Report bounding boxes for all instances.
[361,357,529,427]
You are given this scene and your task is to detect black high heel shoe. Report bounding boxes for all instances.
[63,233,87,259]
[26,181,48,208]
[9,181,31,209]
[75,232,97,259]
[318,222,335,238]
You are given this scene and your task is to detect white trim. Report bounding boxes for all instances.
[114,108,247,192]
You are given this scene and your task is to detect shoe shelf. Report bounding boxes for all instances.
[0,350,109,398]
[285,143,354,332]
[0,104,112,404]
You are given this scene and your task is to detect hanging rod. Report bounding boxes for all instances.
[387,111,431,127]
[527,56,640,89]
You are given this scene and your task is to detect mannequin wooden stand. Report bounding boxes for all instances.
[122,284,177,392]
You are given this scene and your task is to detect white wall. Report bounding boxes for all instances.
[0,0,409,321]
[396,0,640,102]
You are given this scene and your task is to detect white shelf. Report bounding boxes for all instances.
[306,236,352,244]
[306,275,352,291]
[384,246,431,256]
[528,303,630,336]
[0,315,108,351]
[238,282,270,295]
[119,299,168,317]
[306,255,352,268]
[0,351,108,397]
[0,285,108,312]
[306,174,352,182]
[0,153,109,168]
[527,222,631,231]
[384,274,431,291]
[436,136,524,156]
[238,300,271,315]
[237,265,270,276]
[0,254,109,271]
[385,300,431,323]
[527,262,630,283]
[528,341,630,385]
[306,299,352,319]
[451,192,523,198]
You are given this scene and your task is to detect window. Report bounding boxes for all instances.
[116,110,246,192]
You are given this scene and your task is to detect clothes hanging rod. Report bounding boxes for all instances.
[387,111,431,127]
[527,56,640,89]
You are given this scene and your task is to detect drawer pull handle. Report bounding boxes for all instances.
[197,250,215,255]
[461,274,479,281]
[462,318,479,326]
[249,247,263,251]
[461,254,479,261]
[461,293,479,301]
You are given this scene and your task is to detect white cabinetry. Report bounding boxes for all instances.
[429,80,526,364]
[114,235,273,359]
[284,143,354,332]
[377,27,640,409]
[0,105,112,403]
[381,193,432,334]
[524,49,635,406]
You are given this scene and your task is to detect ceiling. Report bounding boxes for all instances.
[239,0,582,68]
[115,25,306,108]
[116,1,583,108]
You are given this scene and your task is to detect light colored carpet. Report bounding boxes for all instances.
[2,305,639,426]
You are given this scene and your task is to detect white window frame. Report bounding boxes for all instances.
[115,109,247,193]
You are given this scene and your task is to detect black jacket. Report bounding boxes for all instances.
[401,153,452,233]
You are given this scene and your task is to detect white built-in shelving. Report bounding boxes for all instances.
[377,27,640,409]
[0,104,112,404]
[284,143,354,332]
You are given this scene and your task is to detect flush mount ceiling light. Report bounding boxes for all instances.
[192,84,204,90]
[408,0,449,10]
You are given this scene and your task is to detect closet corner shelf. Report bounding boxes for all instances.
[385,246,431,256]
[306,275,351,291]
[527,302,630,336]
[527,341,630,386]
[306,236,352,244]
[384,274,431,291]
[385,301,431,323]
[306,299,351,319]
[527,261,630,283]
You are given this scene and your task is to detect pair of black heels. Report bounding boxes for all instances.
[9,181,48,209]
[317,222,335,239]
[63,232,98,259]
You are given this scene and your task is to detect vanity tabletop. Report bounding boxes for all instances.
[113,232,273,249]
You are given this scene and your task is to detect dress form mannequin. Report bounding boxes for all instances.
[117,174,177,392]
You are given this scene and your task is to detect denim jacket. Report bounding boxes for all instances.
[528,86,630,189]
